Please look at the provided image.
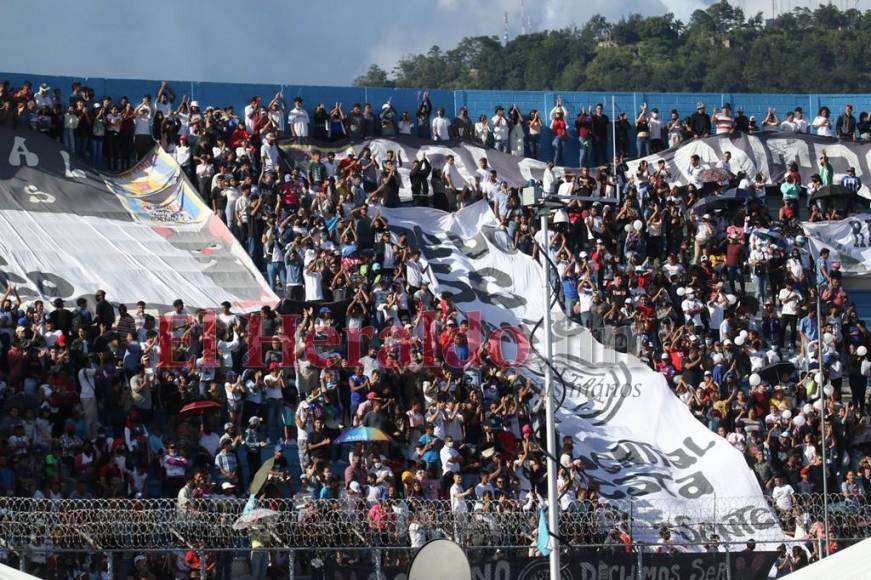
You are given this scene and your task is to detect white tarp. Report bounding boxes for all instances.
[627,132,871,199]
[0,563,42,579]
[803,213,871,277]
[380,201,784,546]
[781,537,871,580]
[0,128,277,311]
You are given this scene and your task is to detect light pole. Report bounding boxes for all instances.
[816,290,831,556]
[539,208,561,579]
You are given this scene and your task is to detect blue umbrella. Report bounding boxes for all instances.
[333,426,392,444]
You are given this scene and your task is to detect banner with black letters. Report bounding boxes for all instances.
[379,201,785,547]
[0,127,277,310]
[627,132,871,199]
[324,550,780,580]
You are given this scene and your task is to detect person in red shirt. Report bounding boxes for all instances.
[550,110,568,166]
[575,108,593,168]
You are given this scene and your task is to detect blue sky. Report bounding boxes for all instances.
[0,0,801,86]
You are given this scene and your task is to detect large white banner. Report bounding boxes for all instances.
[380,201,783,546]
[627,132,871,199]
[803,213,871,277]
[0,128,277,311]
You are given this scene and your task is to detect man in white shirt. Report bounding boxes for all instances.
[681,289,704,329]
[686,154,704,190]
[542,162,556,195]
[793,108,809,133]
[260,133,280,174]
[405,251,426,290]
[244,96,260,133]
[440,436,462,474]
[431,107,451,141]
[777,281,802,349]
[771,475,795,512]
[288,97,309,138]
[78,361,99,439]
[442,155,464,194]
[490,106,509,152]
[450,473,471,514]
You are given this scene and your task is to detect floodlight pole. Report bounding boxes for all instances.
[539,210,561,579]
[816,290,831,557]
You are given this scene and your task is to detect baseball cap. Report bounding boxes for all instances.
[697,101,705,109]
[349,481,361,493]
[221,482,235,490]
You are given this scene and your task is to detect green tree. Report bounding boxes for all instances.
[354,2,871,93]
[352,65,393,88]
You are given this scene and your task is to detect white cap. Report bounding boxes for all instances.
[221,481,235,490]
[349,481,361,493]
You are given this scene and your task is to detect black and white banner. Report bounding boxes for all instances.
[325,550,779,580]
[0,128,277,310]
[803,212,871,277]
[380,201,784,546]
[628,132,871,199]
[281,135,560,200]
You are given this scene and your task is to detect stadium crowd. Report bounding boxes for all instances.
[0,79,869,579]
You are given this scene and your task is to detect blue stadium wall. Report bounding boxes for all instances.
[3,71,869,162]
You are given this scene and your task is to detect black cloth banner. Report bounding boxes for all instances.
[324,549,779,580]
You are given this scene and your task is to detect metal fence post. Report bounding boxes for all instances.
[199,550,206,579]
[106,552,113,579]
[288,549,295,580]
[725,544,732,580]
[636,545,643,580]
[19,549,26,573]
[374,548,383,580]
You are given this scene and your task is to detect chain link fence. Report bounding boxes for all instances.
[0,493,868,553]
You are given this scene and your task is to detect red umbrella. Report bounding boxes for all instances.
[179,400,222,415]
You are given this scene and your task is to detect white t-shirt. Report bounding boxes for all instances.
[778,288,801,316]
[406,260,424,288]
[288,107,310,137]
[440,445,461,474]
[772,484,795,511]
[78,368,97,399]
[261,143,279,172]
[431,116,451,141]
[681,298,703,326]
[813,116,833,137]
[450,483,468,512]
[133,116,151,136]
[490,115,508,140]
[304,270,324,301]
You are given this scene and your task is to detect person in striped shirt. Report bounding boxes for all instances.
[841,167,863,214]
[713,103,735,135]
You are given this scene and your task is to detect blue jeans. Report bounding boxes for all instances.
[551,136,564,166]
[727,266,744,293]
[267,261,286,291]
[494,138,508,153]
[266,398,283,443]
[754,274,767,303]
[63,129,75,153]
[75,135,88,157]
[527,134,540,159]
[564,297,577,319]
[579,140,591,167]
[636,137,649,159]
[90,138,103,168]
